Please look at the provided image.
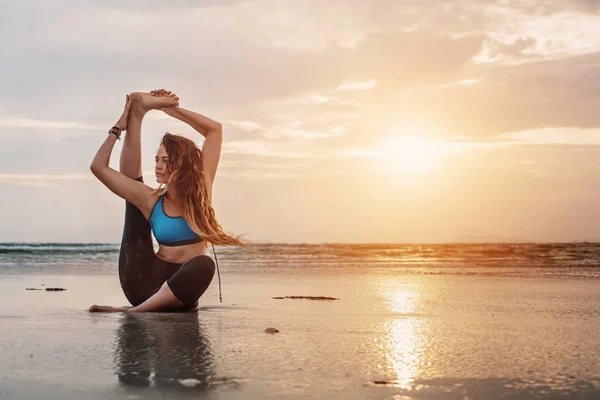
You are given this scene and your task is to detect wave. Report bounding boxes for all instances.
[2,242,600,266]
[0,243,119,254]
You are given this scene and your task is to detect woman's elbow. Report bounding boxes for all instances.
[212,122,223,134]
[90,163,103,177]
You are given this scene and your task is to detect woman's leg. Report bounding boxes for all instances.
[119,97,146,179]
[129,255,215,312]
[118,92,179,178]
[117,177,157,307]
[92,255,215,312]
[91,255,180,312]
[87,175,158,311]
[115,97,165,306]
[90,280,183,313]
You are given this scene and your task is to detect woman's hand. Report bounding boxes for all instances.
[115,94,132,131]
[150,89,180,111]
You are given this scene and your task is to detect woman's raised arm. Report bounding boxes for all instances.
[90,95,154,218]
[151,89,223,185]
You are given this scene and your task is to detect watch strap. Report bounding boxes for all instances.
[109,126,122,140]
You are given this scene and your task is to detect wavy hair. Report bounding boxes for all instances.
[154,133,243,246]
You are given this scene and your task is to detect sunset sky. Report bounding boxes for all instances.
[1,0,600,243]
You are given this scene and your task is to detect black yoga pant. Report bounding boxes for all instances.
[118,176,215,309]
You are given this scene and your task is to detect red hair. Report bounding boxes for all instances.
[155,133,243,246]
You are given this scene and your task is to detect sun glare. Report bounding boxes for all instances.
[377,135,460,173]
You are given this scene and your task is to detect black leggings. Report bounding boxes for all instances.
[118,177,215,309]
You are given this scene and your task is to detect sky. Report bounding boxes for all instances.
[1,0,600,243]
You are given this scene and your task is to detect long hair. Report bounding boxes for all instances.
[154,133,243,246]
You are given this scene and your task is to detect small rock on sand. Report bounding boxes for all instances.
[370,380,400,386]
[265,328,279,334]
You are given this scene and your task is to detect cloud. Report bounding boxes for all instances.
[500,127,600,146]
[488,37,538,58]
[547,0,600,14]
[267,128,341,140]
[336,48,599,140]
[224,120,265,132]
[0,117,102,131]
[338,80,377,90]
[439,79,481,88]
[306,95,338,103]
[453,51,600,135]
[91,0,245,11]
[0,173,93,187]
[0,0,491,120]
[221,140,310,158]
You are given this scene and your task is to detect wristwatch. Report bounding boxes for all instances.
[109,126,122,140]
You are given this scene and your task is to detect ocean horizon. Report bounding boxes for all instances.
[2,241,600,277]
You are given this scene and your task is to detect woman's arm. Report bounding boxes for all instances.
[163,106,222,184]
[90,96,154,218]
[162,106,222,139]
[165,106,223,184]
[151,90,223,184]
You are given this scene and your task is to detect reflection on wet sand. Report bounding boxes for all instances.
[114,312,215,392]
[381,281,428,390]
[371,279,600,398]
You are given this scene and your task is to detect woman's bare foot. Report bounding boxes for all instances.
[129,91,179,113]
[150,89,179,110]
[89,304,128,313]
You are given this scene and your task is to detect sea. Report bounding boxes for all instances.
[2,241,600,277]
[1,242,599,399]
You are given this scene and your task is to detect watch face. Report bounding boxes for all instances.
[110,127,121,134]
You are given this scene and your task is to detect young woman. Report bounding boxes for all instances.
[89,89,242,312]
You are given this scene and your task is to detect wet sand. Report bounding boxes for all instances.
[1,270,600,399]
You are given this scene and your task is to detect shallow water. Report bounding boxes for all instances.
[2,264,600,399]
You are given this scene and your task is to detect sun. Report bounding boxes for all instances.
[377,135,459,173]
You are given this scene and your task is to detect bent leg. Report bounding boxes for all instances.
[125,255,215,313]
[167,255,215,308]
[94,247,215,312]
[126,281,186,312]
[94,251,181,312]
[91,279,184,313]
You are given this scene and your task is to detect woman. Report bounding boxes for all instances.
[89,89,242,312]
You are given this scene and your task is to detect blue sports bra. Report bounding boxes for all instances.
[149,196,204,246]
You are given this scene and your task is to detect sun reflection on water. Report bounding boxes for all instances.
[379,282,427,390]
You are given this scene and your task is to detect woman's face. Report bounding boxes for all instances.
[154,146,170,183]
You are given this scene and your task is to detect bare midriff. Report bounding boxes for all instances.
[155,240,208,264]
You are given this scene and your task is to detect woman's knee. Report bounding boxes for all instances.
[180,255,215,278]
[167,255,215,306]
